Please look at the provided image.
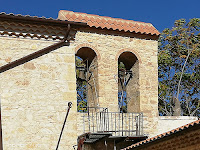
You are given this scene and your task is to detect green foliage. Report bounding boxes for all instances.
[76,56,88,112]
[118,62,125,70]
[118,61,128,112]
[158,18,200,117]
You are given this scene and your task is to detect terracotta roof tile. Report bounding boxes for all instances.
[107,19,113,24]
[121,119,200,150]
[58,10,160,36]
[101,18,106,23]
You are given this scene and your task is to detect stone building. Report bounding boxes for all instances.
[0,11,197,150]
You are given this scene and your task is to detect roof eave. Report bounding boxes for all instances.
[0,13,87,28]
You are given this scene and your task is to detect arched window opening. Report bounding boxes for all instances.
[118,52,139,113]
[76,47,98,112]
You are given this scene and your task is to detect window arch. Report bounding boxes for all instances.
[76,47,99,112]
[118,51,140,113]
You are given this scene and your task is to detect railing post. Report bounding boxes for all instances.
[122,110,124,136]
[96,111,98,132]
[140,113,143,136]
[0,97,3,150]
[129,113,130,136]
[136,116,138,136]
[115,113,116,136]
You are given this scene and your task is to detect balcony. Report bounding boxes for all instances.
[81,107,144,137]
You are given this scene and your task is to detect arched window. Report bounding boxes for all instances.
[76,47,98,112]
[118,51,139,113]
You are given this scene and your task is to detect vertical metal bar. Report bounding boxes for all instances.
[124,113,125,136]
[99,111,101,131]
[98,112,100,132]
[104,111,106,132]
[141,113,143,135]
[140,113,143,136]
[126,113,128,136]
[115,113,116,136]
[124,113,127,135]
[106,110,108,131]
[86,59,89,109]
[0,97,3,150]
[122,110,124,136]
[104,111,105,132]
[105,109,107,131]
[96,111,98,132]
[105,111,107,131]
[118,113,120,136]
[121,90,124,136]
[106,109,108,131]
[132,113,133,136]
[98,112,99,132]
[129,113,130,136]
[56,102,72,150]
[102,111,104,132]
[101,111,103,132]
[92,110,94,133]
[108,112,109,132]
[136,116,138,136]
[102,112,104,132]
[99,112,101,131]
[88,107,90,132]
[111,113,113,133]
[138,113,140,136]
[101,111,102,131]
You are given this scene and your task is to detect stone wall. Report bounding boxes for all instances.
[0,37,78,150]
[127,60,140,113]
[156,116,198,136]
[74,30,158,136]
[73,30,158,129]
[0,27,159,149]
[87,56,99,108]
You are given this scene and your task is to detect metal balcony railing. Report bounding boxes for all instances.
[82,107,143,137]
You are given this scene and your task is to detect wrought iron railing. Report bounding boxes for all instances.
[82,107,143,136]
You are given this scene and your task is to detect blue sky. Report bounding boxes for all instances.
[1,0,200,32]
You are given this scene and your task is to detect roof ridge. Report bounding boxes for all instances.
[60,10,151,25]
[58,10,160,36]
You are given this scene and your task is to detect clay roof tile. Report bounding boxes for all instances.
[64,13,72,20]
[84,16,89,22]
[77,15,84,21]
[70,13,77,20]
[107,19,113,24]
[95,18,100,23]
[122,119,200,150]
[58,10,160,36]
[90,17,96,23]
[105,23,112,30]
[87,21,94,27]
[101,18,106,23]
[99,22,106,29]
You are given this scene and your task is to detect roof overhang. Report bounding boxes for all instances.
[58,10,160,40]
[0,12,87,28]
